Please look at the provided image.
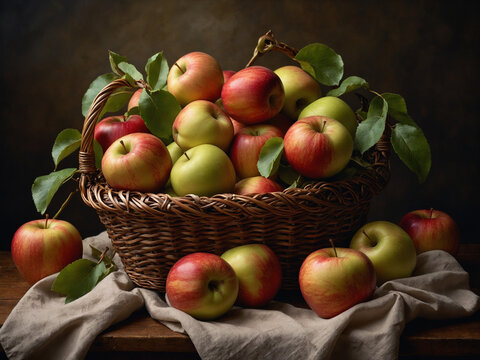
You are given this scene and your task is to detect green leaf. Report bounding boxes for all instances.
[327,76,369,97]
[126,106,140,116]
[391,123,431,183]
[93,139,103,170]
[118,62,144,81]
[278,163,300,186]
[51,129,81,170]
[145,52,169,90]
[139,89,181,144]
[32,168,77,214]
[51,259,107,304]
[81,73,116,117]
[109,51,129,76]
[257,137,284,178]
[295,43,344,86]
[99,88,133,119]
[382,93,417,126]
[354,95,388,153]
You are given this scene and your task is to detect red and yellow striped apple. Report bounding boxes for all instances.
[234,176,284,195]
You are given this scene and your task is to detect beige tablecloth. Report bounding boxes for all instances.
[1,231,479,360]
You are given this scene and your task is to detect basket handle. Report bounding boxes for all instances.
[78,78,135,175]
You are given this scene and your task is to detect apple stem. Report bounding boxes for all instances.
[246,30,298,67]
[429,208,434,219]
[321,120,327,133]
[45,214,49,229]
[97,247,109,265]
[174,62,185,74]
[362,230,375,245]
[120,140,128,153]
[329,238,338,257]
[52,189,78,221]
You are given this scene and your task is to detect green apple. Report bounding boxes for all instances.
[350,221,417,284]
[170,144,236,197]
[298,96,358,139]
[274,65,322,120]
[167,141,184,165]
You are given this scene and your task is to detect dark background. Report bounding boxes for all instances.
[1,0,479,250]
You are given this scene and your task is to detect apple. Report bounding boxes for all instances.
[299,245,376,319]
[274,65,322,120]
[172,100,234,152]
[350,221,417,284]
[221,65,285,125]
[283,116,353,179]
[234,176,284,195]
[221,243,282,308]
[398,208,460,256]
[298,96,358,139]
[11,218,83,285]
[166,252,239,320]
[102,133,172,192]
[94,114,150,152]
[170,144,236,197]
[229,124,284,179]
[167,141,184,165]
[167,51,224,106]
[222,70,236,83]
[231,117,245,135]
[127,88,143,110]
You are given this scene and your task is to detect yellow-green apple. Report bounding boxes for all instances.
[398,209,460,256]
[299,246,376,319]
[274,65,322,120]
[102,133,172,192]
[167,51,224,106]
[298,96,358,139]
[350,221,417,284]
[164,141,184,189]
[222,70,236,83]
[11,218,83,285]
[221,243,282,308]
[283,116,353,179]
[172,100,234,152]
[166,252,239,320]
[234,176,284,195]
[127,88,143,110]
[94,114,150,152]
[229,124,283,179]
[221,66,285,125]
[170,144,236,197]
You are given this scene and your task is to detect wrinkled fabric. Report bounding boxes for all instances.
[1,231,478,360]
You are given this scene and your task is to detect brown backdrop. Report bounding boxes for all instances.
[1,0,479,250]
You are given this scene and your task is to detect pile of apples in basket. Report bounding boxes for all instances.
[11,31,459,320]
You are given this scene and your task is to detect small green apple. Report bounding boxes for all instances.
[298,96,358,139]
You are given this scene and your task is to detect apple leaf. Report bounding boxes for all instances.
[81,73,117,117]
[327,76,369,97]
[126,106,140,117]
[32,168,77,214]
[139,89,181,144]
[382,93,418,126]
[391,123,431,183]
[118,62,144,82]
[93,139,103,170]
[354,95,388,154]
[278,163,302,187]
[98,88,134,119]
[145,52,169,91]
[257,137,284,178]
[295,43,344,86]
[109,51,129,76]
[52,129,82,170]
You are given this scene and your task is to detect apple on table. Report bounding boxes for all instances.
[283,115,354,179]
[399,208,460,256]
[350,221,417,284]
[166,252,239,320]
[11,217,83,285]
[102,132,172,193]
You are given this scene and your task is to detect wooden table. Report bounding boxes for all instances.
[1,245,479,359]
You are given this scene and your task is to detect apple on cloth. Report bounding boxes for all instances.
[1,231,479,360]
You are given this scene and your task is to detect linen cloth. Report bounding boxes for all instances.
[1,231,478,360]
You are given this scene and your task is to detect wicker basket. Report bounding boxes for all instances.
[78,78,391,292]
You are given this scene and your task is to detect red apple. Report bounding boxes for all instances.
[172,100,234,152]
[299,246,376,319]
[221,244,282,308]
[11,218,83,285]
[222,70,236,83]
[101,133,172,192]
[167,51,224,106]
[94,114,150,152]
[283,116,353,179]
[166,252,239,320]
[127,88,143,110]
[398,209,460,256]
[229,124,283,179]
[234,176,284,195]
[231,118,245,135]
[221,66,285,125]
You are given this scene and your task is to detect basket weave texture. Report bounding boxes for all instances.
[79,78,391,292]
